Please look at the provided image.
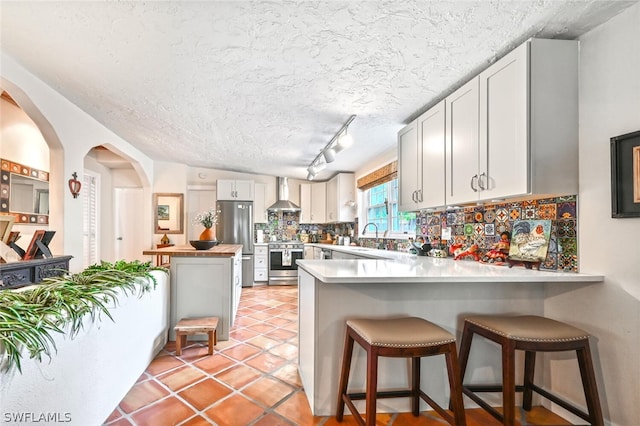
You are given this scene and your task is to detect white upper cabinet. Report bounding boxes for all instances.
[399,100,446,212]
[418,100,446,209]
[445,38,578,205]
[478,42,529,200]
[445,78,480,205]
[217,179,255,201]
[253,183,272,223]
[398,120,419,211]
[326,173,355,223]
[300,182,327,224]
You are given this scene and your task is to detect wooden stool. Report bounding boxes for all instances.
[458,315,604,426]
[336,317,467,426]
[174,317,219,356]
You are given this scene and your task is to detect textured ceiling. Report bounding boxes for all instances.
[0,1,636,180]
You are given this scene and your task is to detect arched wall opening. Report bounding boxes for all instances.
[1,74,154,270]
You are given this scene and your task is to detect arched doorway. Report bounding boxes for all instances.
[1,80,153,270]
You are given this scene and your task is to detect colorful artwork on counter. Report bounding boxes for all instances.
[508,220,552,261]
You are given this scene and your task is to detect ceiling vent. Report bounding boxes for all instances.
[267,177,301,212]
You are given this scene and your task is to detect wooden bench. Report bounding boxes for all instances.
[174,317,219,356]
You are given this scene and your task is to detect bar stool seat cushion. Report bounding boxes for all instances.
[465,315,590,342]
[347,317,455,348]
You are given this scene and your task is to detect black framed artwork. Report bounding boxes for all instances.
[611,130,640,218]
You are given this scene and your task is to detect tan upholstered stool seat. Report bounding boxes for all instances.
[337,317,466,426]
[347,317,456,348]
[459,315,603,426]
[465,315,590,342]
[174,317,219,356]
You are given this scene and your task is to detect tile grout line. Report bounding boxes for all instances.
[108,287,312,425]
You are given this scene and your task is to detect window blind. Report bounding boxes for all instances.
[356,161,397,191]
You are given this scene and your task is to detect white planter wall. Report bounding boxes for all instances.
[0,271,169,425]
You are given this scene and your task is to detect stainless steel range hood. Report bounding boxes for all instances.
[267,177,301,212]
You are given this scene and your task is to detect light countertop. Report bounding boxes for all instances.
[297,244,604,284]
[143,244,242,257]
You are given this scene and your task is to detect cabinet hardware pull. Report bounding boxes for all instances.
[417,189,424,202]
[478,173,487,190]
[470,175,478,192]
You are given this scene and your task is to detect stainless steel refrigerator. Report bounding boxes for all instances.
[215,200,254,287]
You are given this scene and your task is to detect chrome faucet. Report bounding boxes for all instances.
[362,222,385,249]
[362,222,378,238]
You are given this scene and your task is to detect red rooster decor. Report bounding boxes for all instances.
[450,243,480,261]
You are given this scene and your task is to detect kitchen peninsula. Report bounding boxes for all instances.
[143,244,242,340]
[297,249,604,416]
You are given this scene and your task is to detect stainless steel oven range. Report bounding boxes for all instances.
[268,241,304,285]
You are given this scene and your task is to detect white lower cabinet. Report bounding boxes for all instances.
[232,252,242,319]
[254,244,268,282]
[170,253,241,341]
[312,247,322,260]
[330,251,358,260]
[303,245,314,259]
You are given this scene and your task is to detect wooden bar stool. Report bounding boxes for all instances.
[174,317,219,356]
[458,315,603,426]
[336,317,467,426]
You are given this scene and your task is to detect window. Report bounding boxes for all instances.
[363,179,416,236]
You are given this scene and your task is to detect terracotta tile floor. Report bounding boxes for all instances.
[106,285,572,426]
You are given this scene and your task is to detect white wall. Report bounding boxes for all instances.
[0,271,169,425]
[1,54,155,271]
[0,98,50,245]
[546,4,640,425]
[0,98,49,170]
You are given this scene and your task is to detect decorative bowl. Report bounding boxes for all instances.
[189,240,220,250]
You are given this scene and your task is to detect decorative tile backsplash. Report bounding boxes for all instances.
[254,196,579,272]
[254,211,354,242]
[414,196,578,272]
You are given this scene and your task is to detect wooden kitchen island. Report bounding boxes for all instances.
[297,250,604,417]
[143,244,242,341]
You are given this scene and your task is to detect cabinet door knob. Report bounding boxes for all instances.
[470,175,479,192]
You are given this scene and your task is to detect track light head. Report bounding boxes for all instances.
[323,147,336,163]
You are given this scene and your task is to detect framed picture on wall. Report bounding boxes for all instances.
[157,205,170,220]
[611,130,640,218]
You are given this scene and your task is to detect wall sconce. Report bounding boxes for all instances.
[306,115,356,180]
[68,172,82,198]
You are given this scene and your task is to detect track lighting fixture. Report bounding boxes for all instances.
[323,147,336,163]
[306,115,356,180]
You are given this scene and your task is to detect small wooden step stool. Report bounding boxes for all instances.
[174,317,219,356]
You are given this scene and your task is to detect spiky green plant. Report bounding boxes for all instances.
[0,260,167,373]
